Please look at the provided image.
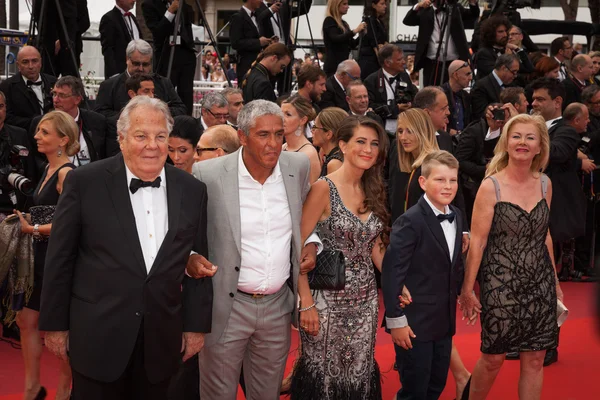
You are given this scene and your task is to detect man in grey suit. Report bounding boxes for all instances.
[190,99,316,399]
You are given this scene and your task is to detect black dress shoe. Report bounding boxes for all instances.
[505,351,520,360]
[543,348,558,366]
[34,387,47,400]
[460,376,471,400]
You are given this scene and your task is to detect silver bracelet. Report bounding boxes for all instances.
[298,303,316,312]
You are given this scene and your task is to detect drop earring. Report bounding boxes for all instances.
[57,147,63,157]
[295,126,303,137]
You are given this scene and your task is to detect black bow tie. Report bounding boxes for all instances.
[250,12,255,18]
[27,80,42,87]
[437,212,455,223]
[389,75,399,84]
[130,177,161,194]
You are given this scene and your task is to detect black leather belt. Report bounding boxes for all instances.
[237,289,269,299]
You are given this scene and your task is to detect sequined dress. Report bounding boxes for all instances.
[479,176,558,354]
[291,177,383,400]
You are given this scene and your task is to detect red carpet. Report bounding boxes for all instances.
[1,282,599,399]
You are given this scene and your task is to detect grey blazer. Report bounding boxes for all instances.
[193,148,311,347]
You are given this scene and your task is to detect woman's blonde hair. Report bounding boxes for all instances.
[396,108,439,172]
[325,0,348,32]
[281,94,316,131]
[485,114,550,178]
[37,110,80,156]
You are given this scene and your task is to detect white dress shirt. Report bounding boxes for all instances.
[22,75,44,114]
[116,5,140,40]
[263,0,282,39]
[555,57,567,81]
[414,4,459,61]
[382,69,398,133]
[491,70,504,88]
[242,6,260,33]
[69,109,91,166]
[546,116,562,129]
[385,193,457,329]
[126,165,168,273]
[237,149,293,294]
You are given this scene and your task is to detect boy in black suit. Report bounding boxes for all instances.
[382,150,465,400]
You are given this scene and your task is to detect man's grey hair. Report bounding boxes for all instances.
[510,25,522,34]
[582,84,600,104]
[221,87,243,99]
[126,39,153,59]
[237,99,284,136]
[336,59,359,75]
[202,91,228,110]
[55,76,86,99]
[413,86,445,110]
[494,53,519,71]
[117,96,174,137]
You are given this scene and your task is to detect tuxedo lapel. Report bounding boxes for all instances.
[450,206,462,266]
[149,165,182,276]
[241,7,260,36]
[106,154,147,276]
[15,74,42,112]
[419,197,451,262]
[221,150,242,255]
[112,7,133,41]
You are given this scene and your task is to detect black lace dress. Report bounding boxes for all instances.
[26,163,75,311]
[320,147,343,177]
[291,177,383,400]
[479,175,558,354]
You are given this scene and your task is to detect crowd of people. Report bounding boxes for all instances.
[0,0,596,400]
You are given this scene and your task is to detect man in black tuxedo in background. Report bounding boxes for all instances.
[39,96,213,399]
[230,0,274,82]
[563,54,594,106]
[403,0,479,87]
[443,60,473,136]
[143,0,197,115]
[95,39,187,120]
[0,47,55,131]
[364,44,416,135]
[318,60,361,112]
[474,15,533,81]
[256,0,313,94]
[471,54,519,120]
[345,80,384,127]
[100,0,142,78]
[242,42,292,103]
[30,76,119,168]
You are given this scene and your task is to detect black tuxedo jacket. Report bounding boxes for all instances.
[455,118,495,183]
[562,75,589,109]
[471,73,503,120]
[318,75,349,112]
[442,82,472,132]
[402,4,479,71]
[0,73,56,130]
[364,68,417,123]
[545,119,586,241]
[256,0,313,44]
[99,7,142,78]
[382,196,464,342]
[38,154,213,383]
[474,46,533,81]
[322,16,359,76]
[30,109,119,166]
[230,8,264,82]
[242,63,277,103]
[142,0,195,72]
[95,72,187,119]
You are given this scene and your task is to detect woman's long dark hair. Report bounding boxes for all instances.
[337,115,390,245]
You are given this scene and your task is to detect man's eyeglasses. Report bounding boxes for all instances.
[206,109,230,120]
[51,91,75,99]
[345,72,360,81]
[131,61,152,68]
[196,147,226,156]
[509,68,520,76]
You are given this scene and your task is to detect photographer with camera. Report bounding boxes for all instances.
[471,54,520,120]
[364,44,417,135]
[0,91,37,218]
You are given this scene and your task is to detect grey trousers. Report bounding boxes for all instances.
[199,285,293,400]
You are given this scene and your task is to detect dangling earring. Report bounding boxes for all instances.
[57,147,63,157]
[294,126,303,137]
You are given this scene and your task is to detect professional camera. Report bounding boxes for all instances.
[0,145,34,201]
[373,83,416,120]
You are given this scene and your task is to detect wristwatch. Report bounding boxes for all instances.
[33,224,40,237]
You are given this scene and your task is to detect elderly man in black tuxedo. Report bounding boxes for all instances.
[230,0,274,82]
[95,39,187,120]
[143,0,197,115]
[100,0,142,78]
[318,59,360,112]
[0,47,55,131]
[471,54,519,120]
[403,0,479,87]
[39,96,213,399]
[30,76,119,170]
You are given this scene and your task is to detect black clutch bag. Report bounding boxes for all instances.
[307,249,346,291]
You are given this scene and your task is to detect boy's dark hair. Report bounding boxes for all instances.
[421,150,459,178]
